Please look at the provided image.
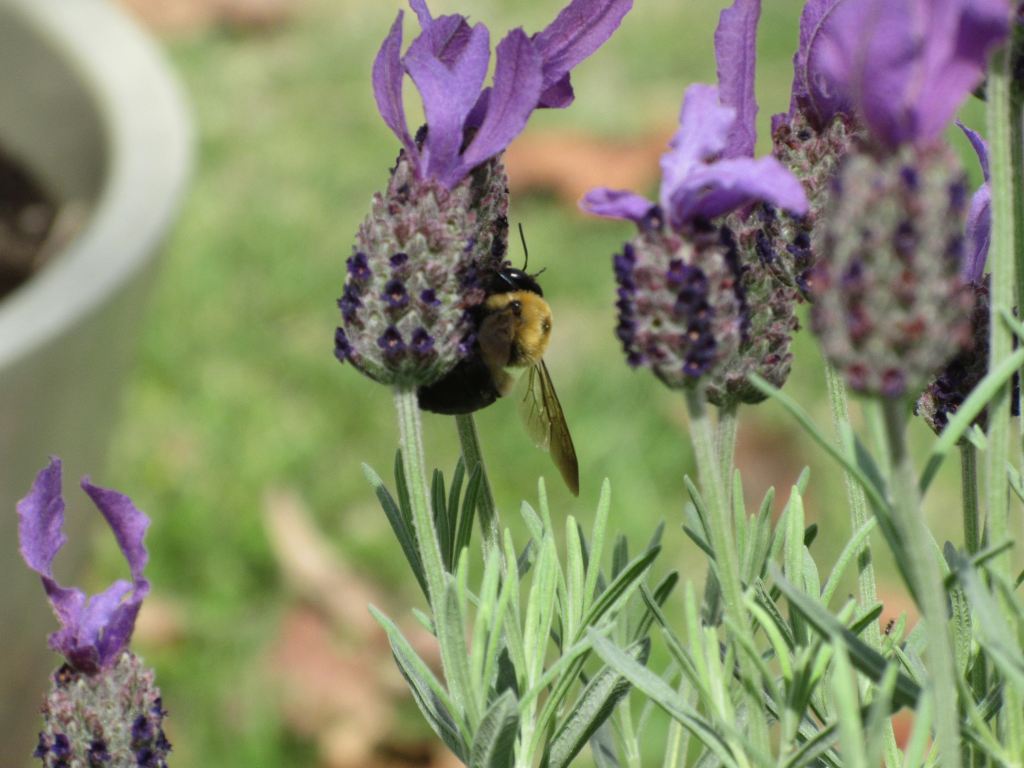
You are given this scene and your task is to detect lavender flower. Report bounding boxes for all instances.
[705,0,805,405]
[582,78,808,390]
[916,123,1015,430]
[808,0,1008,398]
[19,458,150,673]
[18,458,171,767]
[338,0,632,388]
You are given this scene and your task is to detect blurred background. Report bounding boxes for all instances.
[6,0,1003,765]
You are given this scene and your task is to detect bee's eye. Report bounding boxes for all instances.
[511,300,522,314]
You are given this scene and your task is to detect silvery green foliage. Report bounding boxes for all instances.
[365,458,670,768]
[34,653,170,768]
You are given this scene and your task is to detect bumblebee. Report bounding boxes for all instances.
[417,255,579,496]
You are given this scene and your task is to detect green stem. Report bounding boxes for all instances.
[960,443,980,557]
[881,398,960,768]
[455,413,503,565]
[717,401,740,510]
[683,386,770,754]
[987,42,1024,759]
[825,367,899,767]
[393,388,467,715]
[863,397,892,483]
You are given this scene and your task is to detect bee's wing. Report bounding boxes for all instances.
[515,361,579,496]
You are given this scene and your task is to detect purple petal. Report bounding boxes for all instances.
[715,0,760,159]
[819,0,1008,148]
[957,119,990,182]
[464,88,491,131]
[791,0,850,129]
[373,12,417,161]
[82,480,151,587]
[405,22,491,184]
[82,479,151,664]
[579,187,656,222]
[409,0,432,30]
[538,72,575,109]
[666,156,809,224]
[964,182,990,283]
[453,28,544,183]
[531,0,634,107]
[659,84,735,222]
[18,458,66,579]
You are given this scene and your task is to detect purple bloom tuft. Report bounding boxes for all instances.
[334,327,353,363]
[18,459,150,673]
[419,289,441,307]
[582,84,808,230]
[411,327,435,355]
[383,278,411,309]
[816,0,1009,149]
[373,0,632,189]
[347,252,371,280]
[339,284,362,322]
[379,326,408,358]
[390,252,409,268]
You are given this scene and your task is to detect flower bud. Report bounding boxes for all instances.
[811,141,975,398]
[34,653,170,767]
[765,111,864,295]
[613,217,744,390]
[707,207,801,406]
[336,149,509,387]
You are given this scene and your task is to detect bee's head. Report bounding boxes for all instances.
[488,267,544,297]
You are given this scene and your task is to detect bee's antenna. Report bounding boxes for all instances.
[518,222,528,271]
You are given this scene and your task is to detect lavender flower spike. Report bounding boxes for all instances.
[18,458,150,673]
[582,83,808,230]
[374,0,632,190]
[818,0,1009,149]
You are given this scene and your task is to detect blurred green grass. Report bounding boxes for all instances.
[87,0,985,764]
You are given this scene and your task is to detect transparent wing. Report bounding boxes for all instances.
[515,361,579,496]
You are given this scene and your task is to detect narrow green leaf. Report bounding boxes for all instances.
[733,468,747,559]
[523,537,559,687]
[371,605,468,760]
[517,537,538,580]
[433,468,455,571]
[965,423,988,451]
[633,571,679,642]
[830,637,867,768]
[819,519,877,607]
[684,476,712,540]
[548,639,652,768]
[362,463,428,600]
[443,578,479,727]
[747,374,890,516]
[590,721,621,768]
[747,486,774,582]
[520,501,545,541]
[802,545,820,599]
[782,722,839,768]
[566,515,585,643]
[412,607,436,636]
[803,523,818,549]
[611,534,629,580]
[469,691,519,768]
[448,456,466,523]
[578,546,661,642]
[919,345,1024,493]
[682,525,716,561]
[584,479,612,618]
[771,566,921,709]
[394,449,413,529]
[586,629,740,768]
[454,463,482,566]
[753,579,795,650]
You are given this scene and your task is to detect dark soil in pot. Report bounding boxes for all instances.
[0,147,85,299]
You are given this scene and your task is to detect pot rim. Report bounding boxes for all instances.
[0,0,192,369]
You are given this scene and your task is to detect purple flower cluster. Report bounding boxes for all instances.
[338,0,633,388]
[18,458,150,673]
[805,0,1008,397]
[583,0,808,393]
[18,459,171,767]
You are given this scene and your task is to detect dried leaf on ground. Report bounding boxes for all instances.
[503,127,675,209]
[114,0,296,36]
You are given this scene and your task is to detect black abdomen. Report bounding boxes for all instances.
[417,354,500,414]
